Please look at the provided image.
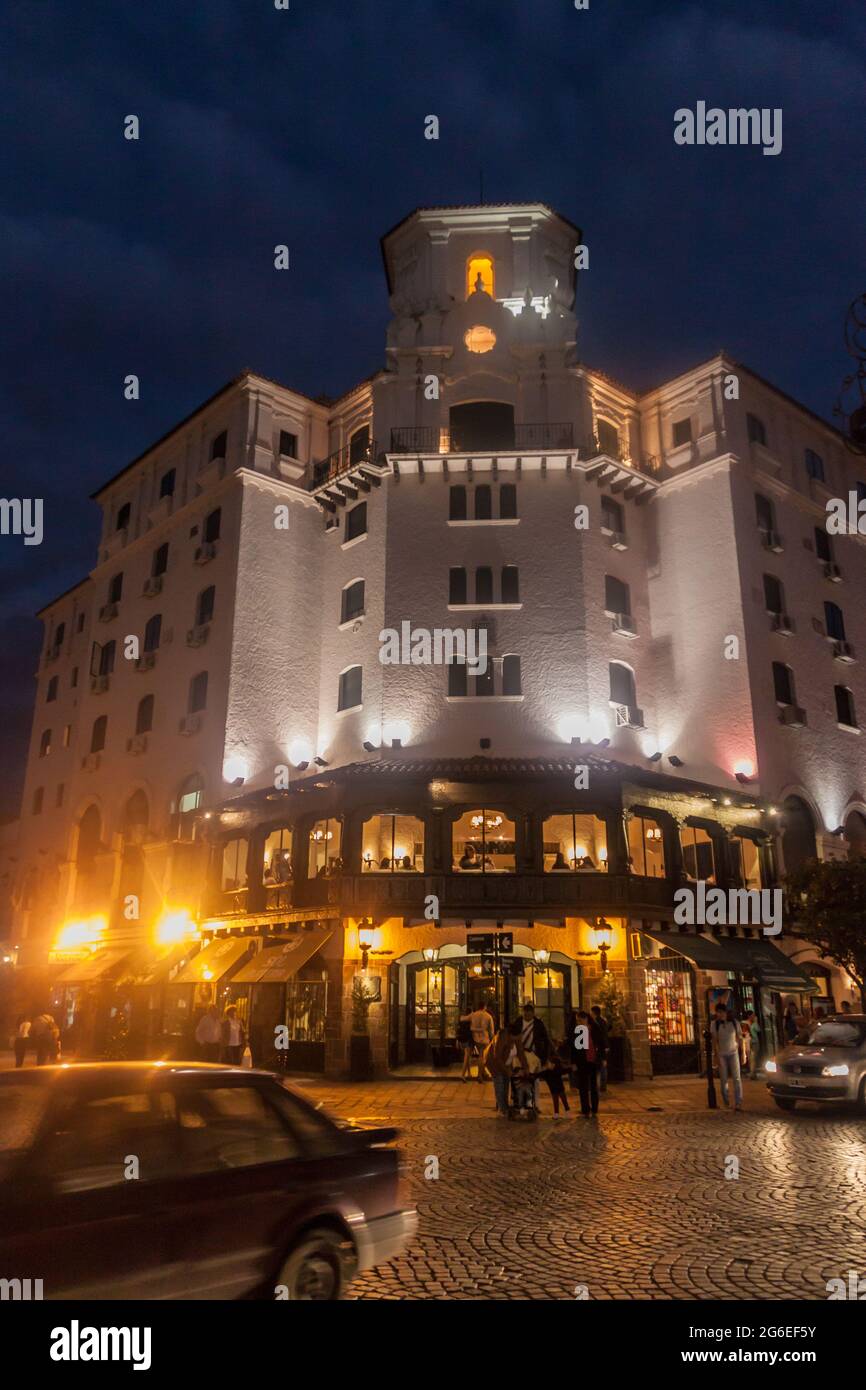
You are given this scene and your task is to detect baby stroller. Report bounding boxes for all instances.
[507,1067,538,1121]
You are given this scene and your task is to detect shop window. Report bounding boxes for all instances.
[645,961,696,1047]
[345,502,367,542]
[466,254,494,298]
[522,963,568,1042]
[196,585,215,626]
[835,685,857,728]
[308,819,342,878]
[221,837,248,894]
[731,835,762,890]
[361,813,425,872]
[626,814,666,877]
[449,485,467,521]
[412,964,460,1046]
[680,824,717,883]
[135,695,154,735]
[341,579,365,624]
[337,665,362,711]
[159,468,175,499]
[263,828,293,886]
[452,809,515,873]
[543,812,608,872]
[284,979,328,1046]
[178,774,203,817]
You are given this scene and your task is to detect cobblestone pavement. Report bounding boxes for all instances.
[295,1076,866,1301]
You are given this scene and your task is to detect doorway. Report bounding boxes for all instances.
[449,401,515,452]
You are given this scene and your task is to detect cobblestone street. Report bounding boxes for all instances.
[296,1076,866,1301]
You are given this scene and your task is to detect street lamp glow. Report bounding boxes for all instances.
[288,737,313,767]
[155,908,197,945]
[557,713,586,743]
[223,755,250,784]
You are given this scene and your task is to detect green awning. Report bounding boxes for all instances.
[642,930,734,970]
[642,930,818,992]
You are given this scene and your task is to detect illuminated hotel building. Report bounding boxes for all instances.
[8,203,866,1075]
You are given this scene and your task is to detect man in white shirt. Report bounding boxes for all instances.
[469,1001,494,1082]
[711,1004,744,1110]
[195,1004,222,1062]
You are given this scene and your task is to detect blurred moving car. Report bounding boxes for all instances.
[765,1013,866,1111]
[0,1062,417,1299]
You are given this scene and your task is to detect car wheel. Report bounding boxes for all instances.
[275,1229,349,1301]
[773,1097,797,1111]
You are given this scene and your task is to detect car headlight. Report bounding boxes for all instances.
[822,1063,849,1077]
[765,1059,778,1073]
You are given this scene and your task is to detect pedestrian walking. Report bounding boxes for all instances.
[743,1011,760,1078]
[711,1003,743,1110]
[458,1010,474,1081]
[221,1005,246,1064]
[12,1015,30,1068]
[195,1003,222,1062]
[540,1037,572,1117]
[519,1002,550,1107]
[31,1012,59,1066]
[572,1009,603,1116]
[590,1004,610,1092]
[486,1021,528,1116]
[469,999,494,1083]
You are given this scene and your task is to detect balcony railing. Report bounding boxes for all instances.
[513,422,574,450]
[390,426,439,454]
[292,871,675,915]
[308,439,380,491]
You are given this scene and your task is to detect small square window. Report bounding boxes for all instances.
[805,448,825,482]
[672,418,692,448]
[279,430,298,458]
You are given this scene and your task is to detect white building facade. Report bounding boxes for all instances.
[7,203,866,1077]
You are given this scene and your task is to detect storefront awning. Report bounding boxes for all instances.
[131,943,201,988]
[643,930,819,992]
[53,950,132,985]
[231,932,333,985]
[169,936,254,986]
[200,907,340,932]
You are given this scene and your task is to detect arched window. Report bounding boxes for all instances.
[46,676,58,703]
[196,585,215,627]
[626,813,665,877]
[189,671,208,713]
[90,714,107,753]
[781,796,817,875]
[772,662,796,706]
[679,824,717,883]
[39,729,51,758]
[466,254,494,298]
[824,601,846,641]
[835,685,857,729]
[263,827,293,886]
[204,508,221,543]
[361,814,425,872]
[604,575,630,616]
[337,665,362,711]
[543,813,607,872]
[452,809,515,873]
[501,566,520,604]
[349,426,371,465]
[77,805,102,865]
[755,492,775,532]
[144,613,162,653]
[845,810,866,859]
[474,485,492,520]
[475,566,494,604]
[609,661,637,709]
[449,485,467,521]
[124,790,149,836]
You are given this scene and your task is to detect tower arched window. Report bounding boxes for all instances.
[466,254,494,298]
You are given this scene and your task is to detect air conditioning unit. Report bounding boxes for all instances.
[833,640,856,664]
[779,704,807,728]
[760,529,784,553]
[90,674,110,694]
[608,531,629,551]
[81,753,101,771]
[143,575,163,597]
[135,652,156,672]
[186,624,210,648]
[98,602,119,622]
[771,613,795,635]
[611,613,638,638]
[126,734,148,755]
[823,562,843,583]
[179,714,202,736]
[611,702,644,729]
[194,542,217,565]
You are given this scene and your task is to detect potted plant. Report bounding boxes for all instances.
[349,977,375,1080]
[596,973,632,1083]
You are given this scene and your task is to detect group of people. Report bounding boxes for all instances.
[10,1012,62,1067]
[193,1004,249,1064]
[458,999,611,1118]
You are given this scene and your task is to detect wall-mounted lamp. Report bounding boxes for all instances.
[295,761,309,771]
[314,756,329,767]
[596,738,610,749]
[668,755,684,768]
[390,738,402,749]
[363,741,376,752]
[533,947,551,966]
[423,946,439,963]
[647,751,663,762]
[734,772,752,785]
[591,918,614,971]
[832,825,846,837]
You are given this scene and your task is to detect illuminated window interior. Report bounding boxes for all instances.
[626,814,666,877]
[452,808,515,873]
[543,813,608,872]
[466,255,494,298]
[362,813,424,872]
[464,326,497,354]
[309,819,342,878]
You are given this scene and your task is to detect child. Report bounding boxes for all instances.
[540,1037,571,1116]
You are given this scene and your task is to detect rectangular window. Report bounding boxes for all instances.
[448,661,467,697]
[143,614,162,653]
[763,574,784,614]
[345,502,367,542]
[732,836,762,890]
[196,586,215,626]
[772,661,795,705]
[189,671,208,713]
[601,496,624,534]
[152,543,169,577]
[279,430,298,458]
[108,573,123,604]
[210,430,227,461]
[502,654,522,696]
[747,413,767,446]
[597,420,620,457]
[680,825,716,883]
[499,483,517,519]
[824,602,845,641]
[814,527,833,563]
[449,485,467,521]
[626,815,665,877]
[501,566,520,604]
[475,566,494,604]
[672,418,692,448]
[474,485,492,521]
[835,685,857,728]
[604,574,630,615]
[204,508,221,543]
[341,580,365,623]
[449,568,467,604]
[308,819,342,878]
[159,468,176,499]
[337,666,362,711]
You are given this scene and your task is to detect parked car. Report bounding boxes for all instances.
[765,1014,866,1111]
[0,1062,417,1299]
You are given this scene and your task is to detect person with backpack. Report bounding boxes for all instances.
[711,1002,744,1110]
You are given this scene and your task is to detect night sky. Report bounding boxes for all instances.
[1,0,864,819]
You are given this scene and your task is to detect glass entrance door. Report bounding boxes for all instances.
[405,957,572,1063]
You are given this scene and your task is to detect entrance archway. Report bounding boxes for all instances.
[449,401,514,452]
[781,795,817,875]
